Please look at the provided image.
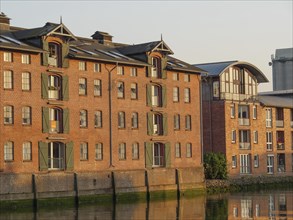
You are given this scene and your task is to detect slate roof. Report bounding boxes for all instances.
[13,23,59,40]
[0,32,43,52]
[117,41,161,55]
[194,61,269,83]
[257,95,293,108]
[167,56,206,74]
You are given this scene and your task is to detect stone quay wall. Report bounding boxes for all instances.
[0,167,205,202]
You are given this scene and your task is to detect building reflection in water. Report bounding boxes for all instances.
[228,191,292,220]
[0,190,292,219]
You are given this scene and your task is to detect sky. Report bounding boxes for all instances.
[0,0,292,92]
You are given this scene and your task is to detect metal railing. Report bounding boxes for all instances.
[276,120,284,127]
[239,142,251,150]
[239,118,250,126]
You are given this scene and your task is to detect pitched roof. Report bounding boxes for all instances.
[167,56,207,74]
[194,60,269,83]
[257,95,293,108]
[13,22,76,40]
[117,40,173,55]
[0,32,43,53]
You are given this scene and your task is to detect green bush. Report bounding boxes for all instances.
[204,152,227,179]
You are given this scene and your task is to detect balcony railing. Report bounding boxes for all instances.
[290,121,293,127]
[48,157,64,170]
[48,56,57,67]
[277,143,285,150]
[239,142,251,150]
[276,120,284,127]
[220,92,252,101]
[239,118,250,126]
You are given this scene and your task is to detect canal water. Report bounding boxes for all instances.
[1,189,292,219]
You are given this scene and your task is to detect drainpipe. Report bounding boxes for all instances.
[105,62,118,168]
[199,74,204,164]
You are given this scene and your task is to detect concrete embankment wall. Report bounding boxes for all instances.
[0,167,205,203]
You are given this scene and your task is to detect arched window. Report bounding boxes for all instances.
[49,107,63,133]
[151,57,161,78]
[48,42,61,67]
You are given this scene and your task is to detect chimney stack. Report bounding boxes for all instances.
[0,12,10,31]
[91,31,113,46]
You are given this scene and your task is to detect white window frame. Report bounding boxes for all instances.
[231,130,236,143]
[94,111,102,128]
[94,79,102,96]
[95,143,103,160]
[117,81,124,98]
[240,154,251,174]
[184,88,190,103]
[118,111,125,128]
[175,142,181,158]
[173,73,179,81]
[4,141,14,161]
[266,108,272,127]
[117,66,124,75]
[4,105,13,124]
[173,87,179,102]
[131,112,138,129]
[94,63,101,72]
[253,130,258,144]
[253,105,257,119]
[80,142,88,160]
[184,74,190,82]
[232,155,237,168]
[22,106,31,125]
[4,70,13,89]
[185,115,191,130]
[80,110,88,128]
[254,154,259,168]
[130,67,137,77]
[21,54,30,64]
[79,61,86,71]
[79,78,87,95]
[186,143,192,158]
[130,83,138,99]
[23,142,32,161]
[267,154,274,174]
[119,143,126,160]
[132,142,139,160]
[230,104,235,118]
[22,72,31,91]
[266,131,273,151]
[4,52,12,62]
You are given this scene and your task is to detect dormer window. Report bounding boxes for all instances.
[48,42,61,67]
[151,57,161,78]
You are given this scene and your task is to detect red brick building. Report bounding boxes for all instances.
[0,13,204,174]
[195,61,293,178]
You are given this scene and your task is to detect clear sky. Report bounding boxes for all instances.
[0,0,292,91]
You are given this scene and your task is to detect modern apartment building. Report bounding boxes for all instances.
[0,13,204,174]
[270,48,293,91]
[195,61,293,178]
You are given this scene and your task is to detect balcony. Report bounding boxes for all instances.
[277,143,285,150]
[220,92,252,101]
[239,142,251,150]
[239,118,250,126]
[276,120,284,127]
[48,56,57,67]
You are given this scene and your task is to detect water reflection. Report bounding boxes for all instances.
[1,190,292,219]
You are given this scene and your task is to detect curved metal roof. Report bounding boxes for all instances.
[194,60,269,83]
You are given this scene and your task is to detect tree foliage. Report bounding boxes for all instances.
[204,152,227,179]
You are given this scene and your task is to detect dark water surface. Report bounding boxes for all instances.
[1,189,293,220]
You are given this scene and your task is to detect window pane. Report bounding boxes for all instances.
[94,79,101,96]
[95,143,103,160]
[22,106,31,125]
[80,110,87,127]
[4,70,13,89]
[4,142,14,161]
[22,72,31,91]
[80,143,88,160]
[132,143,139,159]
[79,78,87,95]
[23,142,32,160]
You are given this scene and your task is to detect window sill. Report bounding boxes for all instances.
[4,160,14,163]
[80,126,88,129]
[94,126,102,129]
[23,160,32,162]
[95,159,103,161]
[4,123,14,126]
[80,159,88,161]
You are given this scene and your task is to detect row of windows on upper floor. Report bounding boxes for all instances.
[3,141,193,169]
[230,129,293,151]
[2,71,192,105]
[230,104,293,127]
[230,153,290,174]
[2,52,192,82]
[3,106,193,134]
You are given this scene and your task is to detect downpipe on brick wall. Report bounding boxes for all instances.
[105,62,118,168]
